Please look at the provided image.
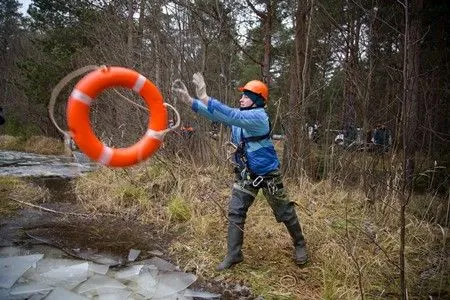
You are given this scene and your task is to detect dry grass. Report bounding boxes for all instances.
[24,136,65,155]
[0,134,445,298]
[73,160,448,299]
[0,177,50,215]
[0,135,65,155]
[0,135,23,151]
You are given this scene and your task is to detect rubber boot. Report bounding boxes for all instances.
[285,220,308,266]
[216,223,244,271]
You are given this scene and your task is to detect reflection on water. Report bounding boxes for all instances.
[0,151,95,178]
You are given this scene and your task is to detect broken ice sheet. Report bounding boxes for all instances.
[127,249,140,262]
[25,260,89,290]
[71,248,123,266]
[75,274,126,295]
[152,271,197,298]
[113,265,144,280]
[0,287,31,300]
[95,290,132,300]
[127,271,158,298]
[9,281,53,295]
[88,262,109,275]
[23,258,86,280]
[27,293,50,300]
[44,287,88,300]
[24,258,84,274]
[135,257,178,271]
[0,254,44,288]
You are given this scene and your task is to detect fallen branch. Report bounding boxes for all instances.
[7,197,115,218]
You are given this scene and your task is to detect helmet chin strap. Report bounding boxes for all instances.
[243,90,265,107]
[240,104,258,111]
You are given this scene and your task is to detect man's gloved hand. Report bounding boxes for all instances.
[192,72,208,103]
[171,79,193,105]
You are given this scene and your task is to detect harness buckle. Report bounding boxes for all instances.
[252,176,264,187]
[267,179,278,194]
[241,169,247,180]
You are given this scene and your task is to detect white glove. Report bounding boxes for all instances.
[192,72,208,102]
[171,79,193,105]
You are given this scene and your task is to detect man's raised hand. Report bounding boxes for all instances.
[192,72,208,103]
[171,79,193,105]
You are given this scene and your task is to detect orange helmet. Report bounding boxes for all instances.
[238,80,269,102]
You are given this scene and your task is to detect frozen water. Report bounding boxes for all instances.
[45,287,88,300]
[0,150,94,178]
[127,249,140,262]
[72,151,91,164]
[0,246,220,299]
[70,248,124,266]
[95,290,132,300]
[75,274,127,296]
[128,271,158,298]
[113,265,145,280]
[0,254,44,288]
[136,257,179,271]
[24,258,84,274]
[133,271,197,299]
[9,282,53,295]
[41,262,88,289]
[152,271,197,298]
[88,262,109,275]
[25,260,89,289]
[0,287,32,300]
[27,293,49,300]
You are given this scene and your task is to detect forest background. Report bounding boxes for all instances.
[0,0,449,299]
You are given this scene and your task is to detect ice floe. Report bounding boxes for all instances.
[0,246,220,299]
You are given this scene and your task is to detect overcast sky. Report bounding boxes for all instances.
[18,0,32,15]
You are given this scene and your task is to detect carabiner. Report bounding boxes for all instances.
[252,176,264,187]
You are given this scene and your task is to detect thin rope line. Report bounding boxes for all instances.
[48,65,100,136]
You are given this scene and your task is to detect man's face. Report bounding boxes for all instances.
[239,94,255,108]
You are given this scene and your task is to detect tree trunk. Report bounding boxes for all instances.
[399,0,423,298]
[283,0,313,178]
[261,0,274,84]
[342,2,361,147]
[126,0,135,64]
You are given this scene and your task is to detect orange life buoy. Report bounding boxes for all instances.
[66,66,168,167]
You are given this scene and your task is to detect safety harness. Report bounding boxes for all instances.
[234,121,271,172]
[233,121,282,193]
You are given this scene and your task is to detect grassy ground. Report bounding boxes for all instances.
[0,177,50,215]
[0,135,65,155]
[71,158,449,299]
[1,136,448,299]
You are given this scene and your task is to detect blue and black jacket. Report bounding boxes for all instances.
[192,97,279,176]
